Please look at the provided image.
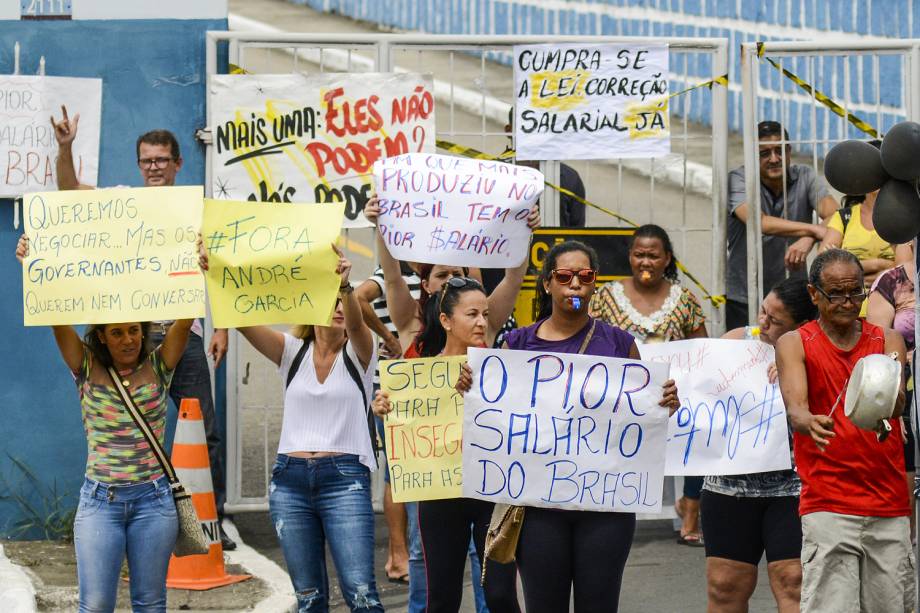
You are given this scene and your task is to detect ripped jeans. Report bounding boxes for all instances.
[269,454,383,613]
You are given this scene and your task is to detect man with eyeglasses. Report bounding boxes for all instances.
[777,249,912,613]
[726,120,838,330]
[50,106,236,551]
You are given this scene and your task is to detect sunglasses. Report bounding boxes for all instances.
[439,276,483,310]
[551,268,597,285]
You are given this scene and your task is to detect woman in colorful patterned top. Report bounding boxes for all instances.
[589,224,708,546]
[701,278,817,613]
[16,235,193,613]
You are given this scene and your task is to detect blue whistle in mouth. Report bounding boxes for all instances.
[571,296,581,310]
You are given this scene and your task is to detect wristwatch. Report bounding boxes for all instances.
[339,283,354,297]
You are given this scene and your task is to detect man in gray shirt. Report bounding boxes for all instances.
[726,121,838,329]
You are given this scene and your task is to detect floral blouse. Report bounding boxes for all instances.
[589,281,705,341]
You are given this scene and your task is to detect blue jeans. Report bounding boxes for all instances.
[269,454,383,612]
[73,476,178,613]
[150,331,225,517]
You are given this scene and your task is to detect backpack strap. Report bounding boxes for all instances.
[839,204,854,233]
[285,340,310,389]
[341,344,379,468]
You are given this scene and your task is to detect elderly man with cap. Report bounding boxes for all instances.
[776,248,912,613]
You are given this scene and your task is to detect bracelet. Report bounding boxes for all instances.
[339,283,354,295]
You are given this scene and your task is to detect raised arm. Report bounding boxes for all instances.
[485,205,540,343]
[364,198,419,338]
[335,244,374,370]
[160,319,194,371]
[355,277,402,359]
[51,105,93,190]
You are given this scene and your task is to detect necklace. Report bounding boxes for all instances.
[117,367,133,388]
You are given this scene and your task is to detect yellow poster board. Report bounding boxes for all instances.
[380,356,466,502]
[202,199,344,328]
[22,186,205,326]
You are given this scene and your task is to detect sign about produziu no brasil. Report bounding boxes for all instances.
[209,72,435,228]
[463,348,670,513]
[372,152,543,268]
[514,43,670,161]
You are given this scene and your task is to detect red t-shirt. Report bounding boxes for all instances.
[794,319,908,517]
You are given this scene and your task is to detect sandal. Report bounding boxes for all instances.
[387,573,410,585]
[677,532,705,548]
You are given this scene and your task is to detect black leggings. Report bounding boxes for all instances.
[418,498,520,613]
[517,507,635,613]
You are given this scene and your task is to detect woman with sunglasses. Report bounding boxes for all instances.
[589,224,708,546]
[373,274,524,613]
[455,240,679,613]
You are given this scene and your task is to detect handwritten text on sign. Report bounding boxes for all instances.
[639,339,792,476]
[1,76,101,197]
[210,73,435,228]
[202,199,344,328]
[380,356,466,502]
[373,153,543,267]
[463,348,670,513]
[514,43,669,161]
[22,186,205,325]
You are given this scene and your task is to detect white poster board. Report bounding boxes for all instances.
[513,43,670,161]
[372,153,542,267]
[0,76,102,197]
[463,347,670,513]
[639,338,793,476]
[209,72,435,228]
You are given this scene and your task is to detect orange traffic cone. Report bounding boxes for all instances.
[166,398,250,590]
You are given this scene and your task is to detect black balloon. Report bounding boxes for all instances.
[824,140,888,195]
[872,179,920,244]
[881,121,920,181]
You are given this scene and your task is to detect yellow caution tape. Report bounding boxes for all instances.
[436,139,727,308]
[668,74,729,100]
[229,63,249,75]
[755,42,879,138]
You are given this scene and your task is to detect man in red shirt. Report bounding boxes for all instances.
[777,248,912,612]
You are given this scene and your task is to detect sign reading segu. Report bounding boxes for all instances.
[463,347,670,513]
[22,186,205,325]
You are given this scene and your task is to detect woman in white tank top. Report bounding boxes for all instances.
[201,244,382,613]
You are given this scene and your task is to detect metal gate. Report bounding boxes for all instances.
[739,40,920,317]
[203,31,729,512]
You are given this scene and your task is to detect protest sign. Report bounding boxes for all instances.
[380,356,466,502]
[1,75,102,197]
[209,73,435,228]
[513,43,669,160]
[463,347,670,513]
[639,338,792,476]
[201,199,344,328]
[372,153,543,267]
[22,186,204,325]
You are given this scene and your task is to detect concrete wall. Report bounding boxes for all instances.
[291,0,913,150]
[0,6,226,537]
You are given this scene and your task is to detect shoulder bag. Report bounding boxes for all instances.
[107,366,209,557]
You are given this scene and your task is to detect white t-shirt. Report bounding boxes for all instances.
[276,334,377,469]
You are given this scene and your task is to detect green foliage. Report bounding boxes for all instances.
[0,455,77,542]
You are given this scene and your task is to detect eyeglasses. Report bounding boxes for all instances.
[551,268,597,285]
[815,286,867,305]
[439,276,483,310]
[137,157,174,170]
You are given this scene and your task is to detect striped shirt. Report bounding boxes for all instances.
[277,334,378,469]
[368,266,422,383]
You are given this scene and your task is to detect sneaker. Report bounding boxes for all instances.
[219,524,237,551]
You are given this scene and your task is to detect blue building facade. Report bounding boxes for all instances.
[0,2,226,537]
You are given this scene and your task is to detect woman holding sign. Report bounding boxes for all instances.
[199,243,383,613]
[15,235,194,613]
[589,224,709,546]
[455,240,680,613]
[373,274,522,613]
[702,278,816,613]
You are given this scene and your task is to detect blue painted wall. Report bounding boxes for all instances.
[289,0,911,151]
[0,18,226,538]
